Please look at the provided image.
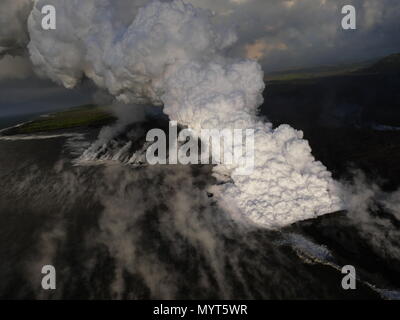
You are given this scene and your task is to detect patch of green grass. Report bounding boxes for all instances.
[265,53,400,82]
[3,104,116,135]
[361,53,400,74]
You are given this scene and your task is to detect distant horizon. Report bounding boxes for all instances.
[0,50,398,119]
[264,50,396,74]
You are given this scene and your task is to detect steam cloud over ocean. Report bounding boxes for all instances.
[1,0,400,300]
[2,0,343,227]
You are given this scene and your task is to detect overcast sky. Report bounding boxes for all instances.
[188,0,400,70]
[0,0,399,117]
[0,55,94,117]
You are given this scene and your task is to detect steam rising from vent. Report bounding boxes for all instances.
[0,0,32,56]
[6,0,344,227]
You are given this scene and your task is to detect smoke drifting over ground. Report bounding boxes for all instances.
[0,136,385,299]
[341,171,400,262]
[1,0,400,300]
[0,0,345,227]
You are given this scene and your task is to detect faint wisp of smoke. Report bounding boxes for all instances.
[341,170,400,262]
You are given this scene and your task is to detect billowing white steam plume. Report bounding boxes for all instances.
[0,0,32,56]
[10,0,344,227]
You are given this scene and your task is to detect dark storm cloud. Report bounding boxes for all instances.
[189,0,400,71]
[0,76,95,117]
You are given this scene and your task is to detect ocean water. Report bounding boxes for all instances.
[0,127,398,300]
[0,113,45,131]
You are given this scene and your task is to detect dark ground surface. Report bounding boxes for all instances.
[0,55,399,299]
[262,71,400,189]
[263,62,400,297]
[0,134,381,300]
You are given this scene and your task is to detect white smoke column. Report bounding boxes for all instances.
[27,0,344,228]
[0,0,33,56]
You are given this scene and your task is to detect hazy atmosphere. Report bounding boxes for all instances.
[0,0,400,302]
[1,0,400,117]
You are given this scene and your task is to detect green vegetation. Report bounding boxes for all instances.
[265,53,400,82]
[2,104,115,135]
[360,53,400,74]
